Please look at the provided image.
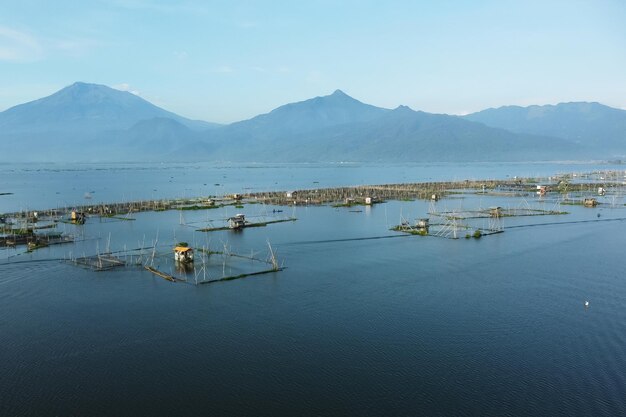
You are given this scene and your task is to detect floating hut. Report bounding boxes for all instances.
[174,246,194,263]
[490,206,502,217]
[583,198,598,207]
[537,185,548,196]
[27,241,46,251]
[26,231,73,250]
[598,187,606,196]
[228,214,246,229]
[70,211,85,224]
[3,238,16,247]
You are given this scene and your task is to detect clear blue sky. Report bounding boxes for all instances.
[1,0,625,123]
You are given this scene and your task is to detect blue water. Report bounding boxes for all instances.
[1,160,624,213]
[1,163,626,416]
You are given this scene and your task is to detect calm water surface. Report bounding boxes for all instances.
[1,160,624,213]
[1,163,626,416]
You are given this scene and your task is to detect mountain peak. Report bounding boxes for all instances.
[69,81,90,88]
[331,89,348,97]
[0,81,216,132]
[53,82,126,102]
[62,81,107,92]
[230,89,389,135]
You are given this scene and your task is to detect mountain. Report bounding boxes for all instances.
[229,89,388,134]
[0,82,220,161]
[210,89,390,148]
[197,104,578,162]
[293,106,569,162]
[464,102,626,151]
[0,82,219,133]
[0,83,614,162]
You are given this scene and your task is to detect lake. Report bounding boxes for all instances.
[1,160,623,213]
[1,161,626,416]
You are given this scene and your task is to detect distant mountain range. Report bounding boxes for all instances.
[0,82,624,162]
[463,102,626,153]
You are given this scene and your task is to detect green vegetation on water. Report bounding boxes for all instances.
[332,201,364,208]
[1,228,34,235]
[390,226,428,236]
[179,205,220,211]
[102,214,136,221]
[196,248,222,255]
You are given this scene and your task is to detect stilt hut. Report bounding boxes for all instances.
[536,185,548,196]
[70,211,85,224]
[228,214,246,229]
[583,198,598,207]
[174,246,194,263]
[489,207,502,217]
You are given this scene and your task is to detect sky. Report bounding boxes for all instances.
[1,0,625,123]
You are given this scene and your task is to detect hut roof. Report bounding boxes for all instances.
[174,246,193,253]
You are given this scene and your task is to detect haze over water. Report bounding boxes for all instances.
[1,161,622,213]
[2,162,626,416]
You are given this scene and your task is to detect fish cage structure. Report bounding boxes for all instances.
[70,254,130,271]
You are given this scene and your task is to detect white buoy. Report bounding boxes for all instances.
[584,301,590,307]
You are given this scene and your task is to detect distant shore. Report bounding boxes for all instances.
[1,171,619,221]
